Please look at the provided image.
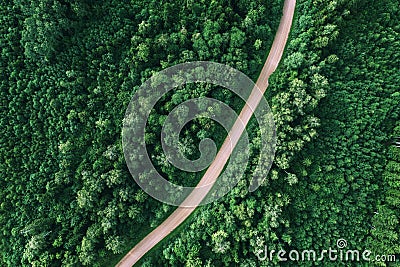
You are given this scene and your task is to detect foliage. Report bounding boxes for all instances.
[1,0,399,266]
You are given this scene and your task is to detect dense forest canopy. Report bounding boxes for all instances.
[1,0,399,266]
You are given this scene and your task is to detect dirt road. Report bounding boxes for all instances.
[116,0,296,265]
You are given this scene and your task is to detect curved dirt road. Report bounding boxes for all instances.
[117,0,296,265]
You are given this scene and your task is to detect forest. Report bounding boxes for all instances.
[1,0,399,266]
